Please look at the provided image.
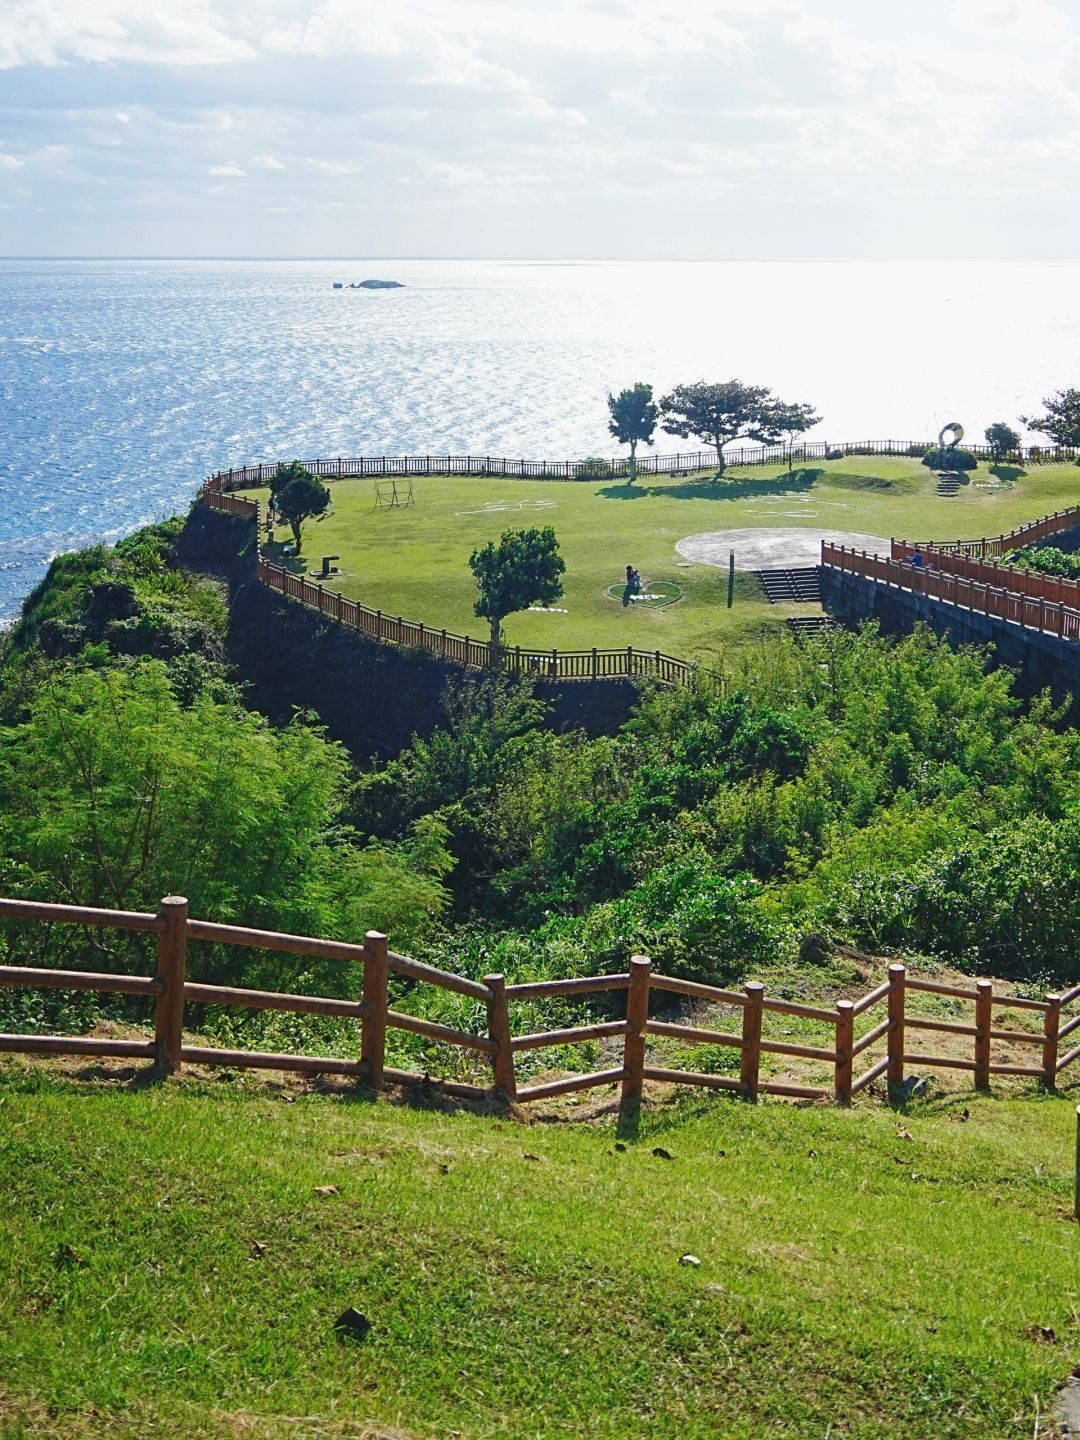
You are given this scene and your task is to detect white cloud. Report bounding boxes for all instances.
[4,0,1080,257]
[0,154,23,169]
[307,158,357,174]
[0,1,256,68]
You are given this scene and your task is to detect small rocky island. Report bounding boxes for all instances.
[332,279,404,290]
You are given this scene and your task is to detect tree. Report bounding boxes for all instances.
[753,400,822,471]
[270,460,313,497]
[1020,390,1080,448]
[984,422,1021,463]
[658,380,817,475]
[275,471,331,549]
[469,527,565,662]
[607,383,658,483]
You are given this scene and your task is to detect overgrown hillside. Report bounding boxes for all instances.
[0,1066,1076,1440]
[2,516,1080,1069]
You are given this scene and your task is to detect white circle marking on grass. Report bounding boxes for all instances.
[676,527,891,571]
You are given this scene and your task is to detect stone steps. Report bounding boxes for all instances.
[786,614,838,641]
[756,567,822,604]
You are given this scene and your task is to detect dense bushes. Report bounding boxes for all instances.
[1003,545,1080,581]
[921,446,978,471]
[4,514,1080,1044]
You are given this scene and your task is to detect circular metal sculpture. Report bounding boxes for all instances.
[938,421,964,449]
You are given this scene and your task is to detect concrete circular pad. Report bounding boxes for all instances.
[676,527,891,571]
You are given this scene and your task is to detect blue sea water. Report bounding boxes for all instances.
[2,257,1079,623]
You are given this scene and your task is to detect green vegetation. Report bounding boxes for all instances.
[243,457,1080,660]
[1004,543,1080,581]
[4,463,1080,1438]
[1021,387,1080,448]
[469,526,565,656]
[606,381,658,482]
[1,1069,1077,1440]
[921,445,978,471]
[985,421,1021,461]
[657,379,820,473]
[270,462,330,550]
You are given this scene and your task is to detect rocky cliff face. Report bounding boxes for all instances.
[180,503,640,760]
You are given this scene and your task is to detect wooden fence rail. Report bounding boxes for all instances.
[894,506,1080,561]
[202,440,1080,493]
[821,543,1080,643]
[202,484,698,685]
[1,896,1078,1109]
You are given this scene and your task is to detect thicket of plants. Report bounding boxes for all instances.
[2,519,1079,1058]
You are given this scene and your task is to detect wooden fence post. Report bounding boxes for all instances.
[484,973,516,1101]
[361,931,388,1092]
[740,982,764,1101]
[835,1000,854,1105]
[620,956,651,1104]
[1043,995,1062,1089]
[974,979,992,1090]
[886,963,906,1093]
[153,895,188,1074]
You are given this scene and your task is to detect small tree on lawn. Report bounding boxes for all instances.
[985,422,1020,463]
[753,400,822,471]
[659,379,817,475]
[469,527,565,664]
[1019,390,1080,448]
[274,470,331,550]
[607,382,658,483]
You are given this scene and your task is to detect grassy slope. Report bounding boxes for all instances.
[244,459,1080,663]
[2,1065,1078,1439]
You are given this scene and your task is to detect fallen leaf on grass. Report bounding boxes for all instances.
[679,1254,701,1267]
[613,1142,627,1153]
[523,1153,541,1162]
[896,1127,914,1141]
[652,1147,674,1161]
[314,1185,340,1196]
[250,1241,267,1258]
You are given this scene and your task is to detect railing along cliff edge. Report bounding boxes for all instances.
[202,479,697,686]
[2,896,1078,1108]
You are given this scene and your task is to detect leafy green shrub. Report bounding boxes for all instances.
[1003,545,1080,580]
[921,446,978,471]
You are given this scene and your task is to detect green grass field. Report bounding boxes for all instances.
[244,458,1080,664]
[1,1063,1077,1439]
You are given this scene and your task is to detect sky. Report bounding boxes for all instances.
[0,0,1078,259]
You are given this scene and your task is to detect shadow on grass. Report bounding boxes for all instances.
[596,469,822,503]
[989,465,1026,483]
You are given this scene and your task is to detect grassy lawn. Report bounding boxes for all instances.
[243,458,1080,664]
[1,1064,1078,1439]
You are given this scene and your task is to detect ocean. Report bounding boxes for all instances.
[2,257,1078,623]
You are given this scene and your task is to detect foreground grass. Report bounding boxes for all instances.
[1,1066,1078,1439]
[243,457,1080,662]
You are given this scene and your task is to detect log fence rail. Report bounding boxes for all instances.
[2,896,1078,1109]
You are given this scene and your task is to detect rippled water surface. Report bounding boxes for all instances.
[3,257,1079,621]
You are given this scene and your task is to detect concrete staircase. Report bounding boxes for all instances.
[935,471,962,496]
[756,567,822,604]
[786,614,838,641]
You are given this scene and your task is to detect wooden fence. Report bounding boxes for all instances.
[202,439,1080,492]
[821,543,1080,643]
[204,486,697,686]
[2,896,1078,1107]
[894,505,1080,561]
[888,547,1080,609]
